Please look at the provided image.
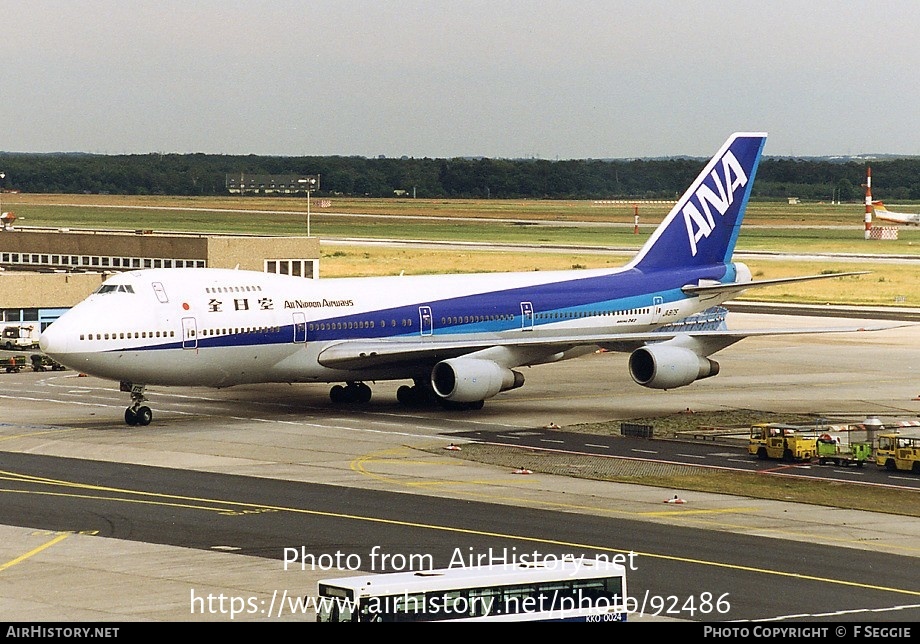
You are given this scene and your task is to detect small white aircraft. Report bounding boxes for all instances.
[872,201,920,226]
[40,132,875,425]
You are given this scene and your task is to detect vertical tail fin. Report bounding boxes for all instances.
[629,132,767,272]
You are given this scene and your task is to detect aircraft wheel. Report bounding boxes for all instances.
[125,407,139,426]
[136,406,153,426]
[397,384,431,407]
[397,385,413,405]
[330,384,346,404]
[355,383,372,404]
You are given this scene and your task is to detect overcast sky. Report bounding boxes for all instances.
[2,1,918,159]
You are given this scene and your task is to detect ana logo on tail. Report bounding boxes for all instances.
[630,132,765,273]
[682,150,748,257]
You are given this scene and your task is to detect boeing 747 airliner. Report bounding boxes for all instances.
[40,132,873,425]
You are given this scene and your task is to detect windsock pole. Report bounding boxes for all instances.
[864,166,873,240]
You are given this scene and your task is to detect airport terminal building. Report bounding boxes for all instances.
[0,228,320,330]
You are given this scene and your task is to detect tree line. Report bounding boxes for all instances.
[1,151,919,202]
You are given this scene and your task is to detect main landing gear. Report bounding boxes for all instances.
[328,379,485,410]
[329,381,372,404]
[120,381,153,426]
[396,379,485,411]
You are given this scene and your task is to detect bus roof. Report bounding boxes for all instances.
[318,558,626,597]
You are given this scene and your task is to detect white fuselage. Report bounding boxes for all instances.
[39,265,721,388]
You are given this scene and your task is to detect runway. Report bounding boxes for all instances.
[1,312,918,622]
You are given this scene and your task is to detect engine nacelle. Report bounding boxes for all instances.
[431,358,525,402]
[628,344,720,390]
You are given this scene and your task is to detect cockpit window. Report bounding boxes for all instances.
[94,284,136,294]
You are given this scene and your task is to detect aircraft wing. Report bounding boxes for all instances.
[315,323,897,371]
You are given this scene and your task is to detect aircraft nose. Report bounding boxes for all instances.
[39,325,63,356]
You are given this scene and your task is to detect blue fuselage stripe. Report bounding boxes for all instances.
[107,263,730,352]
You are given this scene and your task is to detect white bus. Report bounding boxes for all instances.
[316,558,628,622]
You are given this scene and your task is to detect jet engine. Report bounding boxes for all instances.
[628,344,719,390]
[431,357,525,402]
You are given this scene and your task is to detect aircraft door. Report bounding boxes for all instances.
[293,312,307,343]
[520,302,534,331]
[419,306,433,336]
[152,282,169,303]
[181,317,198,350]
[651,296,664,324]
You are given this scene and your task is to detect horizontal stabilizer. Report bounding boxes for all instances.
[682,271,870,298]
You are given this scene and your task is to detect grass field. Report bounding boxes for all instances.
[6,193,919,307]
[436,409,920,517]
[11,192,920,225]
[9,193,920,246]
[437,442,920,517]
[316,248,915,306]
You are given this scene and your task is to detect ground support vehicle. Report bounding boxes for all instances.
[30,354,66,372]
[875,433,920,473]
[2,324,40,350]
[748,423,818,462]
[815,435,872,467]
[4,355,26,373]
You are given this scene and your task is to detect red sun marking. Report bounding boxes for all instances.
[182,302,190,310]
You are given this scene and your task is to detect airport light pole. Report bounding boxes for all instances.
[297,175,319,237]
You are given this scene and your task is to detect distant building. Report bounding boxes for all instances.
[226,174,320,195]
[0,229,320,329]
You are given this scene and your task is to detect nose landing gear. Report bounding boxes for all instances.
[120,381,153,426]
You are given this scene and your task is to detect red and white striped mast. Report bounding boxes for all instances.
[864,166,873,240]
